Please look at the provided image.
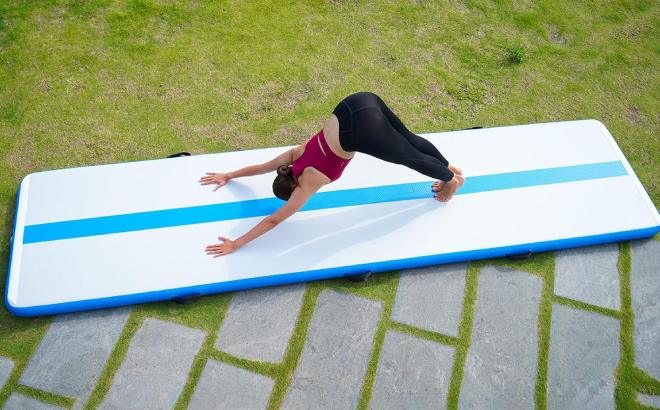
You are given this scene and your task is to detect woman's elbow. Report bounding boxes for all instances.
[265,216,283,226]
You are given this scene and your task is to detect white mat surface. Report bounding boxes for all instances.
[6,120,660,316]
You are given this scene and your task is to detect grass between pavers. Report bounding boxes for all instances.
[445,260,480,409]
[534,253,554,410]
[1,0,659,407]
[84,292,234,409]
[616,241,660,409]
[5,243,659,410]
[463,249,556,410]
[0,312,54,406]
[81,269,402,409]
[10,385,76,408]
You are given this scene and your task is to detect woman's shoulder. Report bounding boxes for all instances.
[298,166,331,189]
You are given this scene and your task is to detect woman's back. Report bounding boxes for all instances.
[293,114,353,162]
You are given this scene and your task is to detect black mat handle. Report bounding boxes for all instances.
[505,250,532,261]
[345,270,372,283]
[167,152,191,158]
[172,292,201,304]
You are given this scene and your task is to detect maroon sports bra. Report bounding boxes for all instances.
[291,129,352,182]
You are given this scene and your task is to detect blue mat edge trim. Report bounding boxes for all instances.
[5,178,22,316]
[7,225,659,317]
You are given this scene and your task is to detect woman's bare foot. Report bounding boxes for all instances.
[435,174,465,202]
[432,164,463,192]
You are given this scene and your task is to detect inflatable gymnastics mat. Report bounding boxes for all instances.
[6,120,660,317]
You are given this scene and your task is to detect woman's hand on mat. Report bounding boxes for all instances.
[206,236,237,257]
[200,172,230,191]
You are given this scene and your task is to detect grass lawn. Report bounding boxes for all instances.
[1,0,659,408]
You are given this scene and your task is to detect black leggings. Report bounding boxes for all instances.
[332,92,454,182]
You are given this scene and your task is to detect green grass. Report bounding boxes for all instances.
[446,261,481,408]
[1,0,660,408]
[507,45,528,64]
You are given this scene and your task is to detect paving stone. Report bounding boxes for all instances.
[638,393,660,408]
[392,263,466,337]
[369,330,455,410]
[217,283,306,363]
[282,290,382,410]
[98,318,206,410]
[3,393,64,410]
[459,266,542,410]
[554,243,620,309]
[19,307,131,399]
[0,356,13,390]
[631,239,660,380]
[188,359,274,410]
[547,304,619,410]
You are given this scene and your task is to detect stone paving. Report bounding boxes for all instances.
[631,239,660,380]
[282,290,382,410]
[547,305,619,410]
[639,393,660,408]
[19,308,131,401]
[217,284,306,363]
[98,318,205,410]
[460,266,542,409]
[1,238,660,409]
[188,360,274,410]
[554,243,620,310]
[392,263,467,337]
[369,330,455,410]
[0,358,13,393]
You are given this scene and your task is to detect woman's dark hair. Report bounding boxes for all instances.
[273,165,297,201]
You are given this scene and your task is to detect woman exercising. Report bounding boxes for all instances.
[200,91,465,257]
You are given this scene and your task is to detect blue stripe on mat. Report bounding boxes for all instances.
[23,161,628,244]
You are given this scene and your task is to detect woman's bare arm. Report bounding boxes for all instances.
[230,148,296,178]
[205,183,316,257]
[200,147,297,189]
